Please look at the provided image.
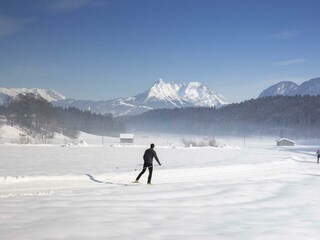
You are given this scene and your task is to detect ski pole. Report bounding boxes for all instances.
[115,164,161,172]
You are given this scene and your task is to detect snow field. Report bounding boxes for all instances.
[1,136,320,239]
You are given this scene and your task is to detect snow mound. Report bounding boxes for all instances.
[0,125,26,139]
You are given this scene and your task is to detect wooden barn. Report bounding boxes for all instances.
[276,138,295,146]
[120,134,134,144]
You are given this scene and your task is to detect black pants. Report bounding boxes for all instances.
[136,164,153,183]
[318,156,319,164]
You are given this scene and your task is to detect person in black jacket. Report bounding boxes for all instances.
[316,150,320,164]
[134,143,161,184]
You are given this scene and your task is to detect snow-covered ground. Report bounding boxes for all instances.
[0,125,87,145]
[1,134,320,239]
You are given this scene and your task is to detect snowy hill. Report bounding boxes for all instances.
[0,125,26,139]
[0,124,78,145]
[259,81,298,98]
[0,88,66,105]
[293,77,320,96]
[259,77,320,97]
[55,79,228,116]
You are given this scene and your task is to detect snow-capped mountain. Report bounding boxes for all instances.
[0,88,66,105]
[179,81,227,107]
[130,79,185,108]
[55,79,228,116]
[259,81,298,98]
[129,79,227,108]
[259,77,320,97]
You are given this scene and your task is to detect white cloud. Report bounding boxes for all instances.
[274,58,306,66]
[45,0,106,13]
[271,30,299,39]
[0,16,36,37]
[0,1,105,37]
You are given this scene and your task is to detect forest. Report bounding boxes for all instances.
[123,95,320,138]
[0,93,125,139]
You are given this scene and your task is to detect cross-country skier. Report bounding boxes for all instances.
[316,150,320,164]
[134,143,161,185]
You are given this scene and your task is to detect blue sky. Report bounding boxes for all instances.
[0,0,319,102]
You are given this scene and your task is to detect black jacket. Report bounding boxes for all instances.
[143,148,161,165]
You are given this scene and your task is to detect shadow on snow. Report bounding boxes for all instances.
[85,174,133,187]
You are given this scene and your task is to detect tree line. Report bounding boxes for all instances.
[123,95,320,138]
[0,93,125,139]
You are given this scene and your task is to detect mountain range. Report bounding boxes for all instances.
[55,79,228,116]
[0,87,65,105]
[259,77,320,98]
[3,77,319,116]
[0,79,228,116]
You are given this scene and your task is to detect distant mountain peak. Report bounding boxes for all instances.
[259,77,320,98]
[145,79,180,102]
[55,79,228,116]
[154,78,165,84]
[295,77,320,96]
[136,79,227,108]
[259,81,298,98]
[0,87,66,105]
